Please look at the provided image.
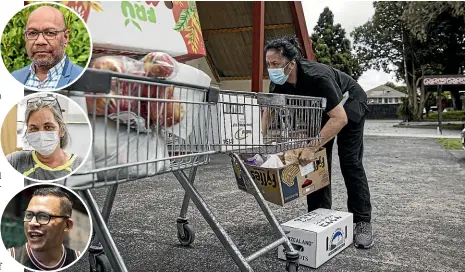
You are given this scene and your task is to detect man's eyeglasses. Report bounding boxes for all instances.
[27,96,63,115]
[24,29,66,40]
[23,211,70,225]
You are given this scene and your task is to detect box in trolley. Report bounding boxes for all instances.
[232,148,330,206]
[277,209,354,268]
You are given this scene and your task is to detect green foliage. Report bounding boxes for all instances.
[437,138,463,150]
[351,1,408,78]
[385,81,408,95]
[1,4,91,73]
[423,110,465,122]
[351,1,465,110]
[397,97,414,121]
[311,7,363,81]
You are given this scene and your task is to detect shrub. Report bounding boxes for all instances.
[397,97,414,121]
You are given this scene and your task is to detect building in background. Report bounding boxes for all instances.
[365,85,407,119]
[366,85,407,105]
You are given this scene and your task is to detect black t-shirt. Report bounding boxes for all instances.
[270,59,368,124]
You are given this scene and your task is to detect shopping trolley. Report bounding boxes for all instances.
[37,68,326,272]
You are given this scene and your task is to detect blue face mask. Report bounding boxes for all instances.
[268,61,293,85]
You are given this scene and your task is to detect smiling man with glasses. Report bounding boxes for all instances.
[11,5,84,90]
[7,186,81,270]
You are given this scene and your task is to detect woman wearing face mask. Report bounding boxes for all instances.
[263,36,373,249]
[6,96,83,181]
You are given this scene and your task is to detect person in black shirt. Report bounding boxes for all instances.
[264,36,373,249]
[8,186,81,270]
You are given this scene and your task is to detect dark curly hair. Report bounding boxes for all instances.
[264,35,303,62]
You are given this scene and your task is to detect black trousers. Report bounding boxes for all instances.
[306,117,372,223]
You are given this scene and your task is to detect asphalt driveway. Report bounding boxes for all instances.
[65,135,465,272]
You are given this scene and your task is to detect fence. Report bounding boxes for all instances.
[366,104,400,119]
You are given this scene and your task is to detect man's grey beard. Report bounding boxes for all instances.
[31,51,64,68]
[31,41,65,69]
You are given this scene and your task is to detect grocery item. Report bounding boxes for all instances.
[261,154,285,168]
[85,52,183,128]
[284,148,304,165]
[245,154,265,166]
[91,117,170,181]
[142,52,176,79]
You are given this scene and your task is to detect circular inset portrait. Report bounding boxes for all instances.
[0,92,92,182]
[1,2,92,91]
[1,183,92,272]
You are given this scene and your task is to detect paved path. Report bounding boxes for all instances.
[365,120,461,138]
[65,136,465,272]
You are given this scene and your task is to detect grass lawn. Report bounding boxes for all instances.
[394,124,464,130]
[437,138,463,150]
[393,124,463,131]
[423,110,465,122]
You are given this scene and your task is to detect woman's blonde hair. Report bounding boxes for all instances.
[24,99,70,149]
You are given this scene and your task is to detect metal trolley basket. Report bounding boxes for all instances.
[29,68,326,272]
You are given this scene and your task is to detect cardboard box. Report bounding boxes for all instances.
[232,148,330,206]
[277,209,354,268]
[59,1,206,62]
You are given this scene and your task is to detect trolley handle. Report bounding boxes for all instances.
[59,68,220,102]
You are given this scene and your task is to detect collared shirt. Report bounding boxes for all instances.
[25,55,67,90]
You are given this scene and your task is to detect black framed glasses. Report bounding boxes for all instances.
[23,211,70,225]
[24,29,66,40]
[27,95,63,115]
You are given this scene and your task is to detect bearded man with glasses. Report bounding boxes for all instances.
[11,5,84,90]
[7,186,81,270]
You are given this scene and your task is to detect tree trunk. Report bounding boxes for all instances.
[450,89,463,110]
[402,30,414,120]
[415,65,427,120]
[411,59,418,119]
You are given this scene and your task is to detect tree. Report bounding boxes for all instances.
[385,82,408,95]
[351,1,443,121]
[311,7,363,80]
[403,1,465,110]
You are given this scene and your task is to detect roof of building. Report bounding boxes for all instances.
[366,85,408,98]
[196,1,310,82]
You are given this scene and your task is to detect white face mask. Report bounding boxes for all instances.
[26,131,60,156]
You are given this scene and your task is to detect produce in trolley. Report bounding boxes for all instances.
[84,52,184,128]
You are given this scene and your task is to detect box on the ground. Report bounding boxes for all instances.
[56,1,206,62]
[232,148,330,206]
[277,209,353,268]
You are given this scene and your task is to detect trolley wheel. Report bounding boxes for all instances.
[177,223,195,246]
[286,262,299,272]
[95,254,112,272]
